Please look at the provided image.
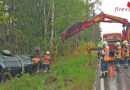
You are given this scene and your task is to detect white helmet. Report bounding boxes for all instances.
[46,51,50,54]
[103,41,108,45]
[123,40,128,45]
[116,42,120,46]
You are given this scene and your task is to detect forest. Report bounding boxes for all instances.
[0,0,101,56]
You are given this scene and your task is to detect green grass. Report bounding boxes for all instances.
[0,51,97,90]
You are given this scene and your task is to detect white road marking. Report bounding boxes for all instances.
[101,78,104,90]
[99,61,104,90]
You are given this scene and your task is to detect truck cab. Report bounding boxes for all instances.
[103,33,122,60]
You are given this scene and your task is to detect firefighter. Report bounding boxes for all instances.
[114,42,121,71]
[87,46,92,64]
[97,44,102,61]
[42,51,51,74]
[32,46,41,73]
[87,46,91,55]
[122,40,129,69]
[100,41,110,78]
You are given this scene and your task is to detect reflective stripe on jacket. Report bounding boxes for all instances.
[33,58,40,64]
[104,48,109,61]
[43,54,51,64]
[114,46,121,58]
[123,45,129,57]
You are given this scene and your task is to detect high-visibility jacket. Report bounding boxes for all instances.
[32,58,40,64]
[43,54,51,64]
[104,47,109,61]
[123,45,129,57]
[114,46,121,58]
[87,47,90,52]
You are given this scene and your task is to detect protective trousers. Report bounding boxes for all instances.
[101,61,108,77]
[43,64,51,74]
[115,58,120,71]
[124,56,128,69]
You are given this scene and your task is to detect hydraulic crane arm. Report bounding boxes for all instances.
[102,14,128,24]
[61,12,129,40]
[61,13,103,40]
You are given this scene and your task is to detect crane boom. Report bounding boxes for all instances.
[61,12,130,40]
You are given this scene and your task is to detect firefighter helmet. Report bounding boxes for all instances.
[103,41,108,45]
[46,51,50,54]
[123,40,128,45]
[116,42,120,46]
[98,44,101,47]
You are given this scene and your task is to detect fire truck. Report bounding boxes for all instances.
[61,12,130,60]
[103,33,122,60]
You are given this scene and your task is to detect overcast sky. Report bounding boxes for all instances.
[98,0,130,36]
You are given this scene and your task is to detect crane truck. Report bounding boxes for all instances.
[61,12,130,60]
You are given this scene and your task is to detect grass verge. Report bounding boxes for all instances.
[0,51,97,90]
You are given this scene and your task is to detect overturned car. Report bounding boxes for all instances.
[0,50,38,80]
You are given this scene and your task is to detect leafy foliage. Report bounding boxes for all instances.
[0,0,101,55]
[0,2,9,24]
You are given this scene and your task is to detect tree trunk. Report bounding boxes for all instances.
[15,37,18,54]
[44,1,51,41]
[14,5,18,54]
[44,3,47,40]
[66,0,70,8]
[50,0,55,51]
[85,0,88,5]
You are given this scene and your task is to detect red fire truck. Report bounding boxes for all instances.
[103,33,122,60]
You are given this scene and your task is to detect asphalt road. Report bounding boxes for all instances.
[106,64,130,90]
[94,63,130,90]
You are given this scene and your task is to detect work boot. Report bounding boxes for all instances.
[115,67,120,71]
[124,66,128,69]
[44,70,47,75]
[48,70,51,73]
[37,70,39,73]
[99,74,104,78]
[126,67,128,69]
[123,66,126,69]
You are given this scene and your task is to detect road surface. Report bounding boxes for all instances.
[94,64,130,90]
[106,64,130,90]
